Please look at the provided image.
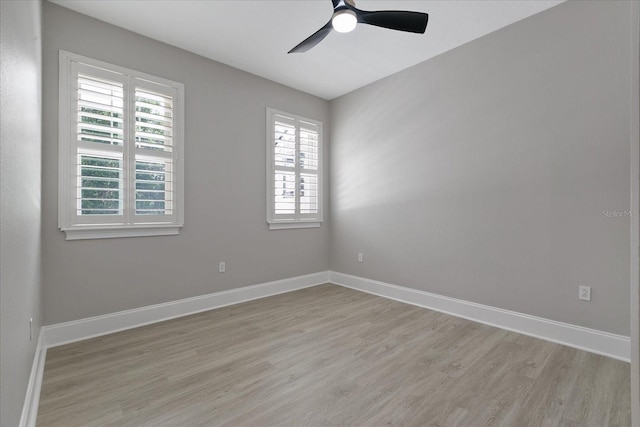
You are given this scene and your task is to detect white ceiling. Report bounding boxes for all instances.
[50,0,564,100]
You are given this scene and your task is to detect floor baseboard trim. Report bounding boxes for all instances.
[328,271,631,362]
[43,271,330,348]
[19,331,46,427]
[37,270,629,380]
[28,270,629,426]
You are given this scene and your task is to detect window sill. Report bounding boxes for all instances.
[61,224,182,240]
[268,220,322,230]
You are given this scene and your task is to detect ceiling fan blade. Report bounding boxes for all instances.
[355,10,428,34]
[288,21,333,54]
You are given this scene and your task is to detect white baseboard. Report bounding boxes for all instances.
[24,270,630,427]
[42,270,631,360]
[43,271,330,348]
[19,331,46,427]
[329,271,631,362]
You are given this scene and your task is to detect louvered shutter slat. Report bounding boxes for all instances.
[76,72,125,217]
[77,154,123,216]
[135,159,173,216]
[135,89,173,153]
[134,87,175,217]
[274,171,297,214]
[274,120,296,168]
[77,74,124,148]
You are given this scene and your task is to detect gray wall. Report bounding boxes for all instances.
[41,2,330,325]
[631,0,640,420]
[330,0,632,336]
[0,1,43,426]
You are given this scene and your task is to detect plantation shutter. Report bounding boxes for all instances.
[298,121,320,216]
[267,109,322,227]
[273,114,297,217]
[67,61,178,226]
[134,83,176,219]
[59,51,184,239]
[74,64,126,223]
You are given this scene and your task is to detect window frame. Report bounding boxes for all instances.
[58,50,184,240]
[266,108,323,230]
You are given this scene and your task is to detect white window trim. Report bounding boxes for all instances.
[58,50,184,240]
[266,108,323,230]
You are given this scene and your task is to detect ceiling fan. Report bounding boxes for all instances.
[288,0,429,54]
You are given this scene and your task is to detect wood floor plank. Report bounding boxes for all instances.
[37,284,631,427]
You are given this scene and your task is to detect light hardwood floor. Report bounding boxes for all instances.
[37,284,631,426]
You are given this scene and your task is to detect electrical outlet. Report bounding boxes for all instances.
[578,286,591,301]
[219,261,226,273]
[358,253,364,263]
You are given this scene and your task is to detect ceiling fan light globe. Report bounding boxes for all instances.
[332,10,357,33]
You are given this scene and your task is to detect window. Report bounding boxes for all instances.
[266,108,323,229]
[58,51,184,240]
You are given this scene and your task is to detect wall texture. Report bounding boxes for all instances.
[330,0,632,336]
[41,2,330,325]
[0,1,43,425]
